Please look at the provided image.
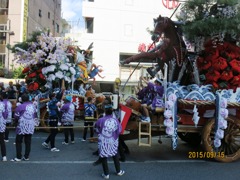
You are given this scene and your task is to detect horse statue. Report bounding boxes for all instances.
[121,15,195,85]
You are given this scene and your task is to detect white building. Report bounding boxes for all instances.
[66,0,180,93]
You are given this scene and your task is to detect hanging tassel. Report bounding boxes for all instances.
[192,103,200,127]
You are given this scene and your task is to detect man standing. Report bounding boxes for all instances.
[95,103,125,179]
[11,93,37,161]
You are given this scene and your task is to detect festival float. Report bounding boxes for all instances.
[10,31,100,129]
[120,0,240,162]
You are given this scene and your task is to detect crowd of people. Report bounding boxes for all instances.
[0,80,126,179]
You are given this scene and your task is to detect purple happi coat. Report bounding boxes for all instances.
[0,101,6,133]
[60,102,75,125]
[2,99,12,123]
[95,115,122,158]
[14,102,37,135]
[147,82,164,109]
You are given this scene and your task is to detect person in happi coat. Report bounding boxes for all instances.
[60,95,75,145]
[1,92,12,143]
[42,89,64,152]
[11,93,37,161]
[95,102,125,179]
[82,96,96,141]
[139,76,164,122]
[0,93,7,161]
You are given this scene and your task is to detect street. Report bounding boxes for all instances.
[0,123,239,180]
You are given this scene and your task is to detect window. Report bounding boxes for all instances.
[0,54,5,68]
[52,20,54,25]
[0,0,8,8]
[86,17,94,33]
[56,23,59,33]
[39,9,42,17]
[48,12,50,19]
[0,9,7,15]
[0,25,7,40]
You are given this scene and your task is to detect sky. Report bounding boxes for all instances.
[61,0,85,30]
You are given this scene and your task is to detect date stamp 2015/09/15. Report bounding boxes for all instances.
[188,151,225,159]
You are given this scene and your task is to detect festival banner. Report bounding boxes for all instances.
[119,104,132,134]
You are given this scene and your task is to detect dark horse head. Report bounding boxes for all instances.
[150,15,193,85]
[151,15,170,42]
[151,15,183,48]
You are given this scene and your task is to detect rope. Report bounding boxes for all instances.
[6,124,96,129]
[178,99,240,107]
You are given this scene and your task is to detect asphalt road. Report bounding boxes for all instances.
[0,124,239,180]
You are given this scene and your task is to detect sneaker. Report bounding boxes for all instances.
[101,174,109,179]
[117,170,125,176]
[141,116,151,122]
[22,157,29,161]
[71,141,75,144]
[10,158,21,162]
[51,148,60,152]
[81,139,86,142]
[42,142,49,149]
[2,156,7,162]
[4,139,9,143]
[62,142,68,145]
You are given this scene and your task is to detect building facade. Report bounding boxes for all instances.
[70,0,179,93]
[0,0,62,76]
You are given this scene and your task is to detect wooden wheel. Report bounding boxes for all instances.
[40,108,50,132]
[202,116,240,162]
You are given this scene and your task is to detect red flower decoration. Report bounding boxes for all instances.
[205,70,220,82]
[28,82,39,91]
[39,73,46,80]
[28,72,37,78]
[211,81,219,89]
[212,57,228,71]
[230,75,240,86]
[22,67,30,74]
[220,70,233,81]
[225,43,240,59]
[198,40,240,90]
[229,59,240,73]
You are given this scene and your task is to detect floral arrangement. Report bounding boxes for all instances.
[164,93,177,136]
[197,39,240,91]
[214,92,228,148]
[13,31,77,92]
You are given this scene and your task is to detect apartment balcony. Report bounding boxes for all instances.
[0,15,8,24]
[0,44,6,53]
